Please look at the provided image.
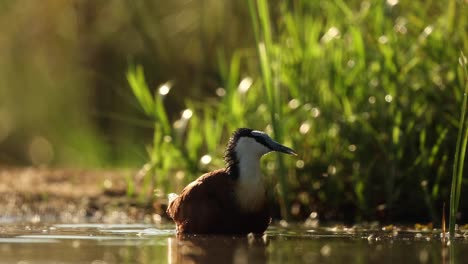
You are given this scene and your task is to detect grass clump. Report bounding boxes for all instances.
[127,0,468,222]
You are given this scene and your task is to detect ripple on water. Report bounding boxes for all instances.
[0,223,467,264]
[53,223,154,229]
[0,237,59,243]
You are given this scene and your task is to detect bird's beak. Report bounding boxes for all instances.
[269,140,297,156]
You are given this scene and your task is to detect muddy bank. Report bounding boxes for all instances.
[0,167,163,223]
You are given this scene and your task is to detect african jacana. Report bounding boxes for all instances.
[166,128,296,235]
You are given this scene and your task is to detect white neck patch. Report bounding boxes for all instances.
[233,137,270,211]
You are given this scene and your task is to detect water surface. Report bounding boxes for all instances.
[0,223,466,263]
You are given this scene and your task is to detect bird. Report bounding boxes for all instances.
[166,128,297,235]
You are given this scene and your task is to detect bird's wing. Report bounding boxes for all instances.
[166,169,234,233]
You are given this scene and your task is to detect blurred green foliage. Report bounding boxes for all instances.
[0,0,247,167]
[1,0,467,222]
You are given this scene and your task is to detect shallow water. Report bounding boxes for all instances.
[0,223,467,263]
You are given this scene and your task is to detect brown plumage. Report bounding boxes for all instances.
[166,128,296,235]
[166,169,270,234]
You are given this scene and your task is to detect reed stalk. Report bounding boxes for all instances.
[449,52,468,239]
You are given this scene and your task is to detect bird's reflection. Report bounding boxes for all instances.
[168,233,268,264]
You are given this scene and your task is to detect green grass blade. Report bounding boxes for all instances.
[126,65,154,116]
[449,52,468,239]
[248,0,289,220]
[154,94,171,135]
[454,53,468,213]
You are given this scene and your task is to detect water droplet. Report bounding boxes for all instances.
[386,0,398,7]
[216,87,226,97]
[394,17,408,34]
[296,160,305,169]
[238,77,253,93]
[182,109,193,120]
[368,96,376,104]
[321,27,341,43]
[385,94,393,103]
[200,154,212,165]
[288,99,300,109]
[311,107,320,118]
[158,82,172,96]
[378,35,389,44]
[459,54,468,66]
[279,219,289,227]
[348,144,357,152]
[423,25,433,36]
[420,180,428,187]
[299,122,310,134]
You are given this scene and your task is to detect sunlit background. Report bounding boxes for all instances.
[1,0,467,222]
[0,0,248,166]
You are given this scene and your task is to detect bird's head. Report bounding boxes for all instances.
[225,128,296,174]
